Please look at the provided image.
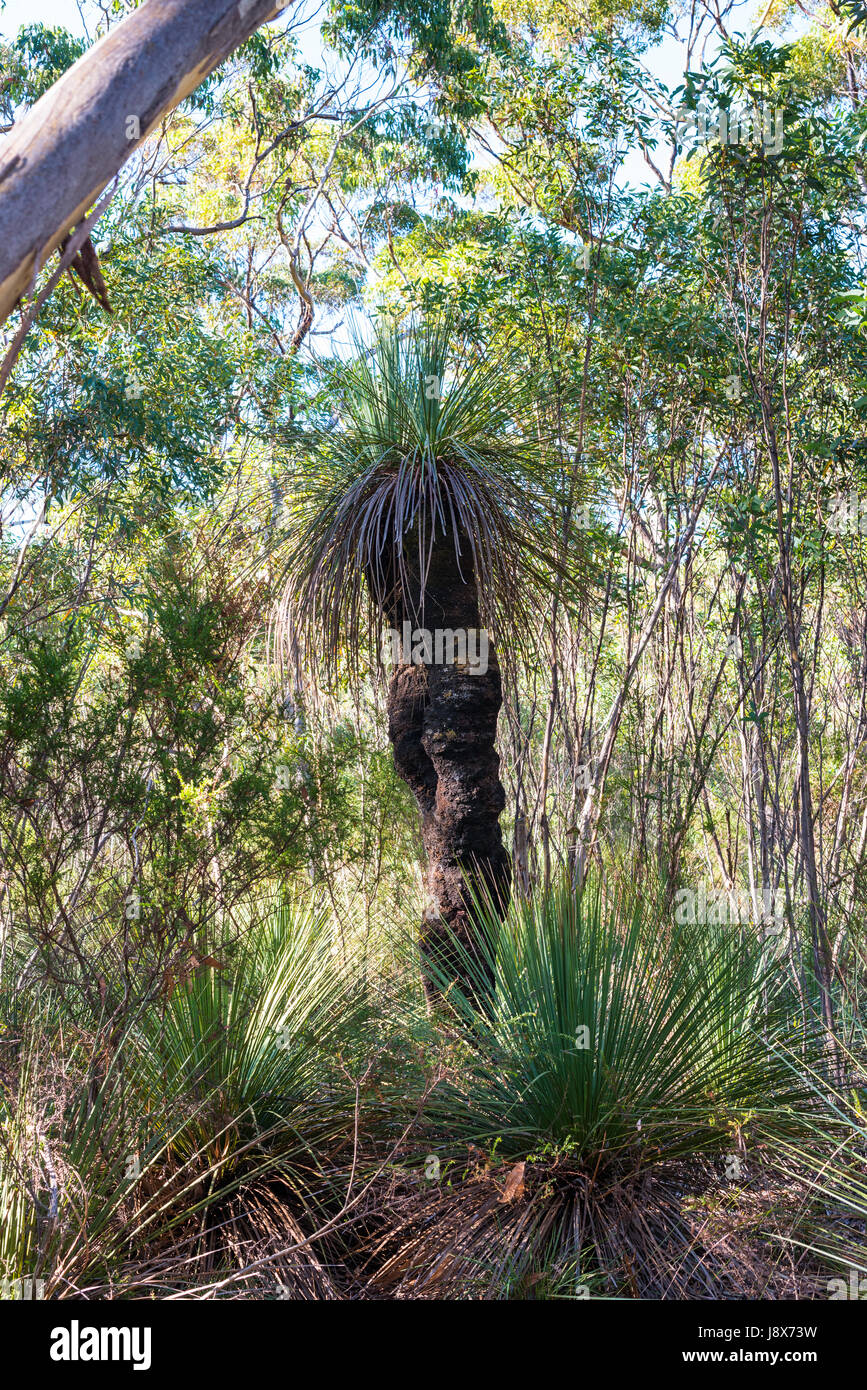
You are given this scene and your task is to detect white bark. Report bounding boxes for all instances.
[0,0,285,325]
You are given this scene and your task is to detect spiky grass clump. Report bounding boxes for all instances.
[1,900,373,1299]
[442,881,813,1161]
[361,881,820,1298]
[284,315,564,676]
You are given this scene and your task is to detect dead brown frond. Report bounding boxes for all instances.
[353,1154,828,1300]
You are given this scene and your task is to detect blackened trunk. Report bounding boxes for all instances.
[383,531,511,1002]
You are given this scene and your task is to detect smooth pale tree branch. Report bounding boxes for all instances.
[0,0,287,326]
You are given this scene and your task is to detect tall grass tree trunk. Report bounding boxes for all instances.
[383,530,511,1002]
[289,317,552,1005]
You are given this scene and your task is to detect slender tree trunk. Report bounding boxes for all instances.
[383,531,511,1001]
[760,391,836,1045]
[574,462,720,879]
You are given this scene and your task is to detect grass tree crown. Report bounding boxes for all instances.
[286,315,558,675]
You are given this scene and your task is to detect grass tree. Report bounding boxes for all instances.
[364,881,818,1298]
[288,316,552,1000]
